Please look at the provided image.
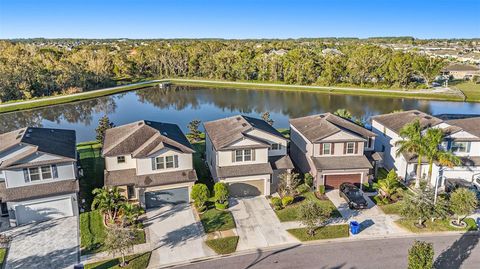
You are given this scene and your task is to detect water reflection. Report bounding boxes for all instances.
[1,85,480,142]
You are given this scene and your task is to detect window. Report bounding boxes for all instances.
[364,138,372,149]
[235,150,243,162]
[322,143,331,155]
[451,141,469,153]
[117,156,126,163]
[28,167,41,181]
[244,149,252,161]
[271,143,281,150]
[41,166,52,180]
[234,149,254,162]
[165,156,175,168]
[346,142,355,154]
[155,157,165,170]
[127,185,136,199]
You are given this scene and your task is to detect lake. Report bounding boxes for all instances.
[2,85,480,142]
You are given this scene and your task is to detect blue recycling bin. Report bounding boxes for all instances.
[476,217,480,231]
[350,221,360,235]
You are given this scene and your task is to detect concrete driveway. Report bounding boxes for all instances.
[4,216,79,269]
[326,190,406,237]
[145,204,214,268]
[229,197,297,251]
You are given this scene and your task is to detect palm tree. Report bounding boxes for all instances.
[121,203,145,227]
[91,187,126,222]
[395,119,425,188]
[423,128,461,183]
[373,170,401,202]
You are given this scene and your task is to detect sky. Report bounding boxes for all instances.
[0,0,479,39]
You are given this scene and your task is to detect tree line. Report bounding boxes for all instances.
[0,40,446,102]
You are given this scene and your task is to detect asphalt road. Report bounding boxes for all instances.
[172,233,480,269]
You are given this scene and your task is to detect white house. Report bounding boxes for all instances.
[204,115,293,197]
[0,127,79,227]
[103,120,197,209]
[372,110,480,187]
[289,113,377,190]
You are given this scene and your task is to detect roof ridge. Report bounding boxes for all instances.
[103,121,145,154]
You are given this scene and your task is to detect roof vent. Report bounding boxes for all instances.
[424,116,432,120]
[15,135,22,139]
[241,123,248,127]
[162,131,168,136]
[18,129,25,134]
[236,117,242,121]
[319,115,325,118]
[413,112,420,115]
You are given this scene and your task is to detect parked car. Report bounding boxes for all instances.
[339,182,368,209]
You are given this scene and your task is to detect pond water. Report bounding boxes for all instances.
[2,85,480,142]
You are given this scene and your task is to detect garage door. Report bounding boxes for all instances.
[15,197,74,225]
[145,187,189,209]
[228,180,264,197]
[324,174,361,189]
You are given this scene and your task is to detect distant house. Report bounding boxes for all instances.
[372,110,480,187]
[442,64,480,80]
[0,127,79,227]
[102,120,197,209]
[204,115,293,197]
[289,113,377,190]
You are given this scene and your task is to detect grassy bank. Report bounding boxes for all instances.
[451,81,480,102]
[0,81,161,113]
[205,236,239,255]
[287,224,350,241]
[84,252,151,269]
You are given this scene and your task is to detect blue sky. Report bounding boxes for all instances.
[0,0,478,39]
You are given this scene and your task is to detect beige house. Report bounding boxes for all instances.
[102,120,197,209]
[289,113,377,190]
[204,115,293,197]
[442,64,480,80]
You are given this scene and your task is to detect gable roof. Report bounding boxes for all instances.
[289,113,376,143]
[0,127,77,164]
[445,117,480,138]
[102,120,194,157]
[371,110,443,134]
[204,115,286,150]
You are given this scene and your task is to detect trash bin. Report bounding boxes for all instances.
[350,221,360,235]
[476,217,480,231]
[73,264,84,269]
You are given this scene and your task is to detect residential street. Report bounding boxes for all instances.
[173,233,480,269]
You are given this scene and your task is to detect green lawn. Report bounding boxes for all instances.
[287,224,350,241]
[84,252,151,269]
[274,192,341,222]
[200,202,236,233]
[77,142,105,210]
[451,80,480,102]
[0,248,7,268]
[371,195,404,215]
[191,140,214,190]
[80,210,146,255]
[396,218,478,233]
[205,236,239,255]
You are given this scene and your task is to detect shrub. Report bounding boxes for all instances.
[304,173,314,188]
[271,197,283,210]
[213,182,229,204]
[318,185,326,195]
[408,241,434,269]
[449,188,478,225]
[296,184,310,194]
[215,201,229,210]
[282,196,294,207]
[299,200,332,236]
[191,184,210,210]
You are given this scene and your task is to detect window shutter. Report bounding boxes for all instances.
[52,164,58,178]
[319,143,323,155]
[355,142,359,154]
[23,168,29,183]
[343,143,347,154]
[232,151,236,162]
[331,143,335,155]
[252,149,256,161]
[467,142,471,153]
[151,157,156,170]
[174,155,179,168]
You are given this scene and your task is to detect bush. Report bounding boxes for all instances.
[282,196,294,207]
[408,241,434,269]
[296,184,310,194]
[318,185,326,195]
[271,197,283,210]
[304,173,314,187]
[213,182,229,204]
[450,188,478,225]
[215,201,229,210]
[191,184,210,209]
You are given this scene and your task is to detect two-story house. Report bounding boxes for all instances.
[372,110,480,187]
[102,120,197,209]
[289,113,377,190]
[204,115,293,197]
[0,127,79,227]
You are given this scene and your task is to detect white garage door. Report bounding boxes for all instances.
[15,197,74,225]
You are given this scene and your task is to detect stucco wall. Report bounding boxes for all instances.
[217,148,268,167]
[5,162,76,188]
[136,148,193,176]
[105,155,137,171]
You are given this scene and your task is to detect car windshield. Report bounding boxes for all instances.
[348,190,363,197]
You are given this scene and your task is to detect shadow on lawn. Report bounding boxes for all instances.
[434,232,480,268]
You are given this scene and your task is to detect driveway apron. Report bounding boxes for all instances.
[229,197,297,251]
[146,204,214,268]
[5,216,79,269]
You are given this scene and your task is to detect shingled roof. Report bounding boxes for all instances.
[445,117,480,138]
[0,179,79,202]
[0,127,77,168]
[102,120,194,157]
[104,168,197,187]
[290,113,376,142]
[204,115,286,150]
[371,110,443,134]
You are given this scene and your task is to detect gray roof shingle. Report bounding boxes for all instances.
[371,110,443,134]
[312,155,373,170]
[0,179,79,202]
[104,168,197,187]
[216,163,273,178]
